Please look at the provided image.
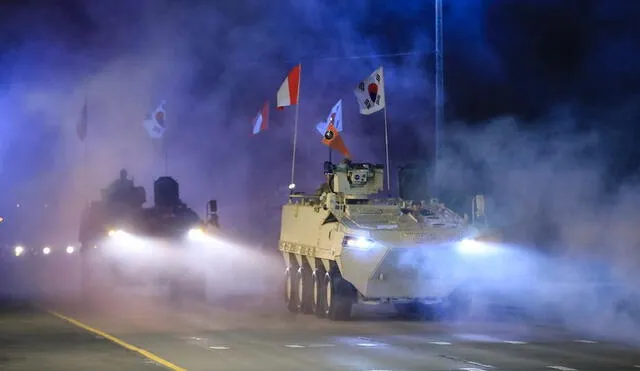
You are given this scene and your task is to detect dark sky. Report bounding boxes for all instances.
[0,0,639,240]
[2,1,638,118]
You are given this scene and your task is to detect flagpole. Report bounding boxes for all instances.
[82,138,88,207]
[383,106,391,196]
[163,136,168,175]
[82,95,89,207]
[289,63,301,191]
[434,0,444,198]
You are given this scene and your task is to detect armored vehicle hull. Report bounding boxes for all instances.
[279,161,497,320]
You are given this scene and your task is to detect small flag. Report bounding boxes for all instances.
[354,66,385,115]
[322,121,350,158]
[277,64,301,110]
[252,101,269,135]
[315,99,343,135]
[76,97,88,141]
[143,100,166,138]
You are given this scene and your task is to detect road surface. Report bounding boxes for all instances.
[1,292,637,371]
[2,250,640,370]
[0,299,164,371]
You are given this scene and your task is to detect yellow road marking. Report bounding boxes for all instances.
[47,310,186,371]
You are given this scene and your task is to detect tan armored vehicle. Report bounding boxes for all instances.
[279,160,497,320]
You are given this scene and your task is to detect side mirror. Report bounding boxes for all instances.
[206,200,219,227]
[474,195,486,217]
[207,200,217,213]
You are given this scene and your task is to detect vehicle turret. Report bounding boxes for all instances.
[154,176,180,208]
[322,160,385,199]
[99,169,146,208]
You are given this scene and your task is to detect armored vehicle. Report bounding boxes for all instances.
[279,160,498,320]
[78,170,219,300]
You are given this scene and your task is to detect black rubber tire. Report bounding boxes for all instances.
[323,273,353,321]
[395,302,441,321]
[284,266,298,313]
[444,288,473,321]
[312,270,325,318]
[296,267,314,314]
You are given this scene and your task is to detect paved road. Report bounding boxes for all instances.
[37,292,640,371]
[3,252,640,371]
[0,299,166,371]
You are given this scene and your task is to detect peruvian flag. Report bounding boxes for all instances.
[252,101,269,135]
[276,64,301,109]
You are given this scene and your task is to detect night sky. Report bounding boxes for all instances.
[0,0,639,244]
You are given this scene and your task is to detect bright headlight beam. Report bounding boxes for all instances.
[66,245,75,254]
[42,246,51,255]
[108,229,131,240]
[344,236,375,250]
[457,238,490,254]
[187,228,206,240]
[14,245,24,257]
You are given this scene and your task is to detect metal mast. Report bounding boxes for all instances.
[434,0,444,197]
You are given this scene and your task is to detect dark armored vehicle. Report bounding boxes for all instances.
[79,170,219,301]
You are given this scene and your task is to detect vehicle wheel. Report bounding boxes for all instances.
[194,274,207,302]
[444,288,473,321]
[312,270,325,318]
[323,272,352,321]
[284,266,298,313]
[168,274,189,306]
[80,252,94,298]
[395,302,440,321]
[80,250,112,302]
[296,266,313,314]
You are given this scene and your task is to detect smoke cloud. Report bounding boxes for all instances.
[1,0,640,343]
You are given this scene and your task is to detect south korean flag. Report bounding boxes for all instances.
[353,66,385,115]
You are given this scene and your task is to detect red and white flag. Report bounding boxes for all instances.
[354,66,385,115]
[252,101,269,135]
[276,64,301,109]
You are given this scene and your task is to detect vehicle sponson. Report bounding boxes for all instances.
[279,160,485,320]
[280,196,478,298]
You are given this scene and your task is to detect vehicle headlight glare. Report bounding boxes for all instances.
[457,238,490,254]
[343,236,375,250]
[43,246,51,255]
[14,245,24,257]
[187,228,206,240]
[108,229,128,238]
[66,245,75,254]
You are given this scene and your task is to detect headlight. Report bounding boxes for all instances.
[108,229,129,238]
[187,227,206,241]
[66,245,75,254]
[456,238,491,254]
[42,246,51,255]
[14,245,24,257]
[343,236,376,250]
